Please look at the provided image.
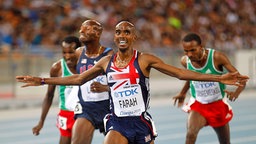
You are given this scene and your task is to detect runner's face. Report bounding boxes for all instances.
[79,20,102,43]
[62,42,77,68]
[114,22,136,51]
[182,40,203,62]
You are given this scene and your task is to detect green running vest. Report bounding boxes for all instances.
[187,49,226,103]
[58,59,75,110]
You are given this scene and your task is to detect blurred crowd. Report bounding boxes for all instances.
[0,0,256,56]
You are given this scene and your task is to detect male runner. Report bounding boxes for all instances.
[173,33,247,144]
[32,36,81,144]
[17,21,249,144]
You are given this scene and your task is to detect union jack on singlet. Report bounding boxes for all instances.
[106,50,151,117]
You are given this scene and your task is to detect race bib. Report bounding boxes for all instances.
[80,75,109,101]
[74,102,83,114]
[57,116,67,130]
[193,81,222,103]
[111,84,145,117]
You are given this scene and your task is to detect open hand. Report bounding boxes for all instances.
[224,90,239,102]
[173,94,186,108]
[220,72,249,86]
[16,76,41,87]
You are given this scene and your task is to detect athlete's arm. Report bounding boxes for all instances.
[16,56,111,87]
[138,53,247,86]
[32,61,60,135]
[173,56,190,107]
[173,81,190,107]
[214,51,247,101]
[90,49,113,93]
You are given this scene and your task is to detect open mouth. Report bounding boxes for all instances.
[119,40,127,46]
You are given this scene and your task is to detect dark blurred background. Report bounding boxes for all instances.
[0,0,255,99]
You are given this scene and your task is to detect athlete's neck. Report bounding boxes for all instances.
[115,50,133,68]
[85,44,102,57]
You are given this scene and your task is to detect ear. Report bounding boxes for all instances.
[133,32,138,41]
[96,26,103,38]
[133,35,137,41]
[96,31,102,38]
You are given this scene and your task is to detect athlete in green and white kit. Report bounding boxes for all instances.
[186,48,226,104]
[173,33,247,144]
[32,36,81,144]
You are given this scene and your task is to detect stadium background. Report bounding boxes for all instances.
[0,1,255,144]
[0,0,255,98]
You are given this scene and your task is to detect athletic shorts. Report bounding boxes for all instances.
[103,112,158,144]
[56,109,75,137]
[74,100,110,133]
[187,99,233,127]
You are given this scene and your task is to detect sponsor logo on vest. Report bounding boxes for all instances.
[117,88,138,97]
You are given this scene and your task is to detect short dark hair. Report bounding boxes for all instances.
[182,33,201,45]
[62,36,81,49]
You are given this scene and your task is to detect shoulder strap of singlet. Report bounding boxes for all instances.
[61,58,73,76]
[103,47,112,53]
